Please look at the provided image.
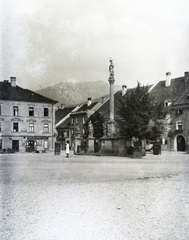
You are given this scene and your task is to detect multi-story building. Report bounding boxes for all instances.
[69,97,108,149]
[55,105,79,150]
[0,77,57,152]
[150,71,189,151]
[169,83,189,151]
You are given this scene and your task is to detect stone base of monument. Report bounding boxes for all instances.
[99,137,118,155]
[87,137,95,153]
[106,120,117,138]
[99,138,145,158]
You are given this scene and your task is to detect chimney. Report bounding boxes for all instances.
[165,72,171,87]
[10,77,16,87]
[122,85,127,96]
[87,97,92,107]
[184,72,189,82]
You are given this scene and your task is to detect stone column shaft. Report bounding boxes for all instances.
[109,80,114,121]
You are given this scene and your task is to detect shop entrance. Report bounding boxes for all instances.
[12,140,19,152]
[27,140,35,152]
[177,135,185,151]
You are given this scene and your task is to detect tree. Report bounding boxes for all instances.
[84,112,105,139]
[118,82,164,141]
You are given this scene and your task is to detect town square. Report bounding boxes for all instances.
[2,0,189,239]
[0,151,189,240]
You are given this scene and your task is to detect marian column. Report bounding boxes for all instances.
[108,58,115,121]
[107,58,116,137]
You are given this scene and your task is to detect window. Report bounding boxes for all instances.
[83,117,85,124]
[164,100,172,107]
[176,109,183,116]
[66,131,69,138]
[76,117,79,123]
[13,122,19,132]
[43,123,49,133]
[13,106,19,116]
[29,107,34,116]
[176,121,183,130]
[0,105,1,115]
[44,108,49,117]
[72,118,74,124]
[29,123,34,132]
[0,122,1,132]
[0,139,2,150]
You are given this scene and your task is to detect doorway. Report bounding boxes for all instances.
[27,140,35,152]
[177,135,185,151]
[12,140,19,152]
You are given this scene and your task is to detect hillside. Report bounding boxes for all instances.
[37,81,121,106]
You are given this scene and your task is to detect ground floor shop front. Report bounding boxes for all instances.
[0,135,54,153]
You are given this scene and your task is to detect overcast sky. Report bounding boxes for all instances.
[1,0,189,90]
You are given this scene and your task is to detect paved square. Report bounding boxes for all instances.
[0,152,189,240]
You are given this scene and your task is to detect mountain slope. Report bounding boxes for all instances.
[37,81,121,106]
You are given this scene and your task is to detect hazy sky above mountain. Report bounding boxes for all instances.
[1,0,189,90]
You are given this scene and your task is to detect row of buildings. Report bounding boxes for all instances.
[56,71,189,153]
[1,72,189,153]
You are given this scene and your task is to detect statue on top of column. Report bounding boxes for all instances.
[109,58,114,79]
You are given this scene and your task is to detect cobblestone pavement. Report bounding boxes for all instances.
[0,151,189,240]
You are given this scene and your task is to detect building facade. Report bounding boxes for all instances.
[150,71,189,152]
[0,77,57,153]
[55,105,79,150]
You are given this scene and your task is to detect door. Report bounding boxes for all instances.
[27,140,35,152]
[12,140,19,152]
[177,135,185,151]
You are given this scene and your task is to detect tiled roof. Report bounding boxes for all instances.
[97,90,124,119]
[74,102,98,113]
[172,89,189,106]
[150,77,186,105]
[56,117,70,129]
[0,81,57,104]
[55,107,75,124]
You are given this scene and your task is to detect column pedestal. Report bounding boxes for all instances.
[87,137,95,153]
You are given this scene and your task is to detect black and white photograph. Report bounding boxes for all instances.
[1,0,189,239]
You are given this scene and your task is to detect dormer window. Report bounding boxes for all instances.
[164,100,172,107]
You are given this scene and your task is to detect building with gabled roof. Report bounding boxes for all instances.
[55,105,80,149]
[69,97,108,149]
[150,72,189,151]
[0,77,58,153]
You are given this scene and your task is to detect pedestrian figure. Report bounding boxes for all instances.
[66,141,69,158]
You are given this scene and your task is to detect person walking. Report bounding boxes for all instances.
[66,141,69,158]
